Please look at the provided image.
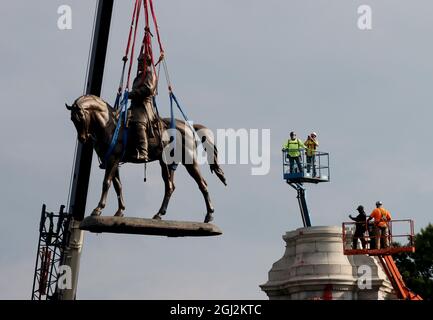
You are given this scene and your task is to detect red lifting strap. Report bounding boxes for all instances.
[148,0,164,54]
[143,0,153,65]
[118,0,167,91]
[139,0,164,67]
[126,0,142,89]
[124,0,140,59]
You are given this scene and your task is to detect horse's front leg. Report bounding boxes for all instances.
[113,168,126,217]
[153,161,176,220]
[91,160,118,216]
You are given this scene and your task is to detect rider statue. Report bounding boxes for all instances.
[128,51,158,162]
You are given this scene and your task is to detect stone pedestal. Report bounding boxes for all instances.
[260,226,395,300]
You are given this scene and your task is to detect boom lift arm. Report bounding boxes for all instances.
[287,182,311,227]
[378,255,422,300]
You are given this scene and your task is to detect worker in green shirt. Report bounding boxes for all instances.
[283,131,306,173]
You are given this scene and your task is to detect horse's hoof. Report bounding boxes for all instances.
[91,209,102,217]
[153,214,162,220]
[204,213,214,223]
[114,211,124,217]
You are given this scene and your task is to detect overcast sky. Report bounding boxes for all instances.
[1,0,433,299]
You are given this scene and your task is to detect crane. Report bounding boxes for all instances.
[30,0,115,300]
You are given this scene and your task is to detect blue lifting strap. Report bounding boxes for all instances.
[168,92,178,171]
[103,90,129,168]
[114,57,128,111]
[166,91,200,172]
[170,92,199,142]
[152,96,159,115]
[153,95,177,171]
[113,90,121,110]
[169,92,176,139]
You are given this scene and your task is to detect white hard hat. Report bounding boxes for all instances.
[311,132,317,137]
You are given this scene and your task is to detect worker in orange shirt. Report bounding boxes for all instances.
[367,201,392,249]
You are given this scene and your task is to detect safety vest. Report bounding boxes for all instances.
[372,208,391,227]
[305,138,318,156]
[284,139,304,157]
[380,208,388,222]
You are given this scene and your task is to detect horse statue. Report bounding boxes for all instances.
[66,95,227,223]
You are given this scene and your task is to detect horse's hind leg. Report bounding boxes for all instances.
[153,160,176,220]
[113,168,126,217]
[184,162,215,223]
[91,160,118,216]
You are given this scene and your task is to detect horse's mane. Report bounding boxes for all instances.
[75,94,116,119]
[75,95,112,109]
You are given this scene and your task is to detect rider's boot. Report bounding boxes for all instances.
[131,122,149,162]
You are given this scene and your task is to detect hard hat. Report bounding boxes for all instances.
[311,132,317,137]
[356,205,364,211]
[376,201,383,207]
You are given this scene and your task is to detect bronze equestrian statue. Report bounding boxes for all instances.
[66,53,226,223]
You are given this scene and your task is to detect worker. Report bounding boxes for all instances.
[367,220,376,249]
[283,131,306,173]
[304,132,319,177]
[128,51,158,162]
[349,205,367,249]
[367,201,392,250]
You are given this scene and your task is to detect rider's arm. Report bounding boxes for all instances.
[129,87,151,100]
[129,79,153,100]
[129,66,156,100]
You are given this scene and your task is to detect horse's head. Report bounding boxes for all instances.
[66,101,91,144]
[66,95,112,144]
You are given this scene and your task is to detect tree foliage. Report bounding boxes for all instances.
[394,223,433,300]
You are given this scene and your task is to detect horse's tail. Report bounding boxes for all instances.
[193,124,227,186]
